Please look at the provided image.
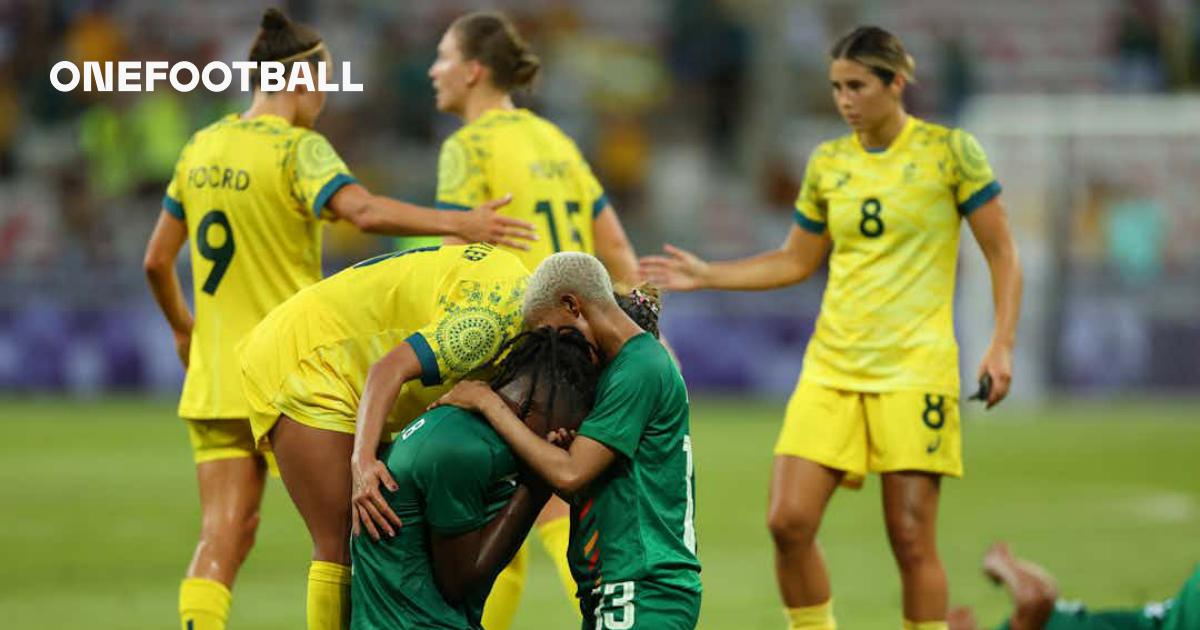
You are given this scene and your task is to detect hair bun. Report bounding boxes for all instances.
[261,8,290,31]
[512,51,541,88]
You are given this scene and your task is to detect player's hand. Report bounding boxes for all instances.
[458,194,538,250]
[547,428,577,448]
[429,380,499,414]
[639,244,710,292]
[351,456,402,541]
[173,330,191,369]
[976,342,1012,409]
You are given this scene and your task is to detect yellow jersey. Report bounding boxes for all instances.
[238,244,528,441]
[164,113,356,419]
[793,116,1001,396]
[435,108,608,271]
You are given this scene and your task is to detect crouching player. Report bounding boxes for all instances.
[350,326,601,629]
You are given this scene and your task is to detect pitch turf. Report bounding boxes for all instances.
[0,396,1197,629]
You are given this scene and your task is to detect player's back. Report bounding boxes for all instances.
[279,243,526,346]
[350,405,517,629]
[238,244,528,436]
[168,114,352,418]
[436,109,608,270]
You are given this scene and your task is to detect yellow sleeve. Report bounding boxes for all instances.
[404,274,526,386]
[289,131,357,220]
[162,142,188,220]
[949,128,1001,215]
[435,134,489,211]
[793,147,828,234]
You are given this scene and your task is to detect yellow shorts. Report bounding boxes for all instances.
[185,418,262,463]
[773,380,962,487]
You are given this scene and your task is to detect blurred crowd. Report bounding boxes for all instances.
[1,0,1198,395]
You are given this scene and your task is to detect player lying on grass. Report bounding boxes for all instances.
[949,543,1198,630]
[349,326,601,630]
[431,252,702,629]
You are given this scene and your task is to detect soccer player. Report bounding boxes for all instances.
[237,243,527,630]
[640,26,1023,630]
[142,9,534,630]
[350,326,601,630]
[948,543,1199,630]
[435,252,702,629]
[426,11,642,626]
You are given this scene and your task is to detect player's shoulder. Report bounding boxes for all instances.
[608,334,672,383]
[408,407,499,464]
[809,134,856,166]
[910,118,983,158]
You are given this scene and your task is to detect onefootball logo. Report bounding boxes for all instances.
[49,60,363,93]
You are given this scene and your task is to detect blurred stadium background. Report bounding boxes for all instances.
[0,1,1197,628]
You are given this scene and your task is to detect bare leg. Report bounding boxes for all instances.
[767,455,843,607]
[882,471,946,622]
[186,456,267,586]
[270,416,355,564]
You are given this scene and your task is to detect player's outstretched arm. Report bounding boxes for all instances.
[349,343,424,541]
[143,210,194,368]
[966,197,1023,408]
[429,481,552,606]
[640,225,830,292]
[328,184,537,249]
[432,381,617,496]
[594,205,641,287]
[982,542,1057,630]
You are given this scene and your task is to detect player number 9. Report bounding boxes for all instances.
[197,209,236,295]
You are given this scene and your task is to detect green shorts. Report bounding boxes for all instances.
[580,580,700,630]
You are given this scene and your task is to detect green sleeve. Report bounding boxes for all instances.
[577,361,658,459]
[414,436,497,536]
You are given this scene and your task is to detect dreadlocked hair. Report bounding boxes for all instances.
[615,282,662,338]
[488,326,601,421]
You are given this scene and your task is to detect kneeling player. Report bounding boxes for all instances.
[350,326,601,629]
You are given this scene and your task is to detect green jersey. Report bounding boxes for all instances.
[570,333,702,596]
[350,406,518,630]
[995,566,1199,630]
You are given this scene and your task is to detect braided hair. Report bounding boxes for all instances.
[615,283,662,338]
[488,326,601,424]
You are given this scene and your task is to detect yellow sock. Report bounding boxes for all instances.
[179,577,231,630]
[482,542,529,630]
[306,561,350,630]
[785,599,836,630]
[536,516,579,615]
[903,621,948,630]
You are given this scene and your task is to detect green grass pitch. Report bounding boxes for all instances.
[1,396,1197,628]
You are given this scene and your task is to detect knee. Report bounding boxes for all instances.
[767,502,821,550]
[885,516,936,570]
[201,510,261,560]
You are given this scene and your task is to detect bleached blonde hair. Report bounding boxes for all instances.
[523,252,616,320]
